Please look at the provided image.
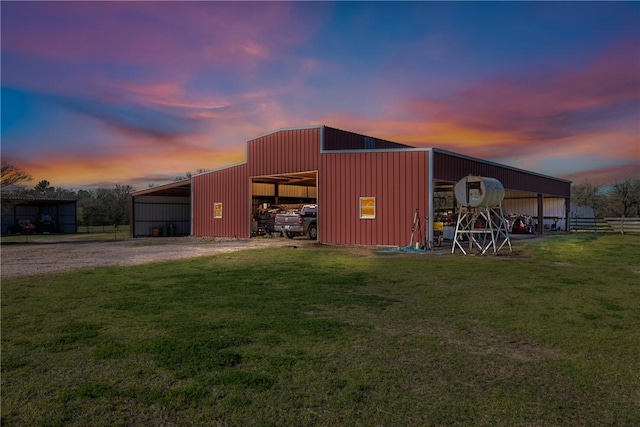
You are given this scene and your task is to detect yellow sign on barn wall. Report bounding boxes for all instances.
[359,197,376,219]
[214,202,223,219]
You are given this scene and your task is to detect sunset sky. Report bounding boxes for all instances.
[2,1,639,190]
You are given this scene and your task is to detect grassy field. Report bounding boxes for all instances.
[2,234,639,426]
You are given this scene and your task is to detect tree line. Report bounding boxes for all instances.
[571,179,640,218]
[2,162,134,226]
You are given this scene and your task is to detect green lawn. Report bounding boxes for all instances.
[2,234,639,426]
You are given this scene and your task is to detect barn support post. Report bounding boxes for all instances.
[315,172,320,242]
[427,149,434,248]
[537,193,544,235]
[190,180,195,236]
[130,195,136,237]
[565,197,571,232]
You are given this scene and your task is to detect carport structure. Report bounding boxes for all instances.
[132,126,571,246]
[130,180,191,237]
[1,197,77,234]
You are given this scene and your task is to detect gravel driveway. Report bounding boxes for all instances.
[1,236,308,278]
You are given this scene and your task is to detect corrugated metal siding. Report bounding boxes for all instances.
[250,183,316,199]
[433,151,571,197]
[55,203,77,233]
[251,182,275,197]
[248,128,320,176]
[133,195,190,237]
[319,150,428,246]
[183,127,571,243]
[323,126,412,151]
[278,185,316,198]
[192,164,250,238]
[502,197,567,230]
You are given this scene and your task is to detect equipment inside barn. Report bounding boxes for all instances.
[452,176,512,255]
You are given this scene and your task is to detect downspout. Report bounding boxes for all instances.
[318,126,325,243]
[190,177,194,236]
[428,149,434,248]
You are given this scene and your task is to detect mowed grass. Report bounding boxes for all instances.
[2,234,639,426]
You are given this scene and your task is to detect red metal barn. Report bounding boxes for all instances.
[132,125,571,246]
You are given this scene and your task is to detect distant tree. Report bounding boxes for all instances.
[77,189,103,227]
[571,181,606,216]
[605,178,640,217]
[33,180,54,196]
[174,168,207,181]
[76,189,92,199]
[89,185,135,225]
[51,187,77,200]
[77,185,132,226]
[1,162,32,187]
[174,172,192,182]
[111,184,134,225]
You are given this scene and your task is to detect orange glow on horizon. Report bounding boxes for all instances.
[18,146,247,189]
[324,115,529,148]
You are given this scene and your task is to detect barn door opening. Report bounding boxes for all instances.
[250,171,318,238]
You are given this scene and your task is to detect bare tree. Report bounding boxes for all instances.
[173,172,192,182]
[174,168,207,182]
[1,162,32,187]
[90,185,135,225]
[606,178,640,217]
[111,184,134,225]
[571,181,606,216]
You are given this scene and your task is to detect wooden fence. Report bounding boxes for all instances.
[570,217,640,234]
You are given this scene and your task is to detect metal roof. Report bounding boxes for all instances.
[1,196,77,206]
[131,180,191,197]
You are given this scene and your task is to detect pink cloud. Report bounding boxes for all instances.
[561,162,640,186]
[318,37,639,184]
[440,39,640,141]
[321,38,639,178]
[2,2,320,68]
[101,79,233,118]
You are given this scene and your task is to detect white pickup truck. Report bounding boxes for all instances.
[274,204,318,240]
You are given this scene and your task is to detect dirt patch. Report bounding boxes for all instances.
[378,318,564,362]
[437,325,565,362]
[1,233,547,278]
[551,262,573,267]
[1,236,313,278]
